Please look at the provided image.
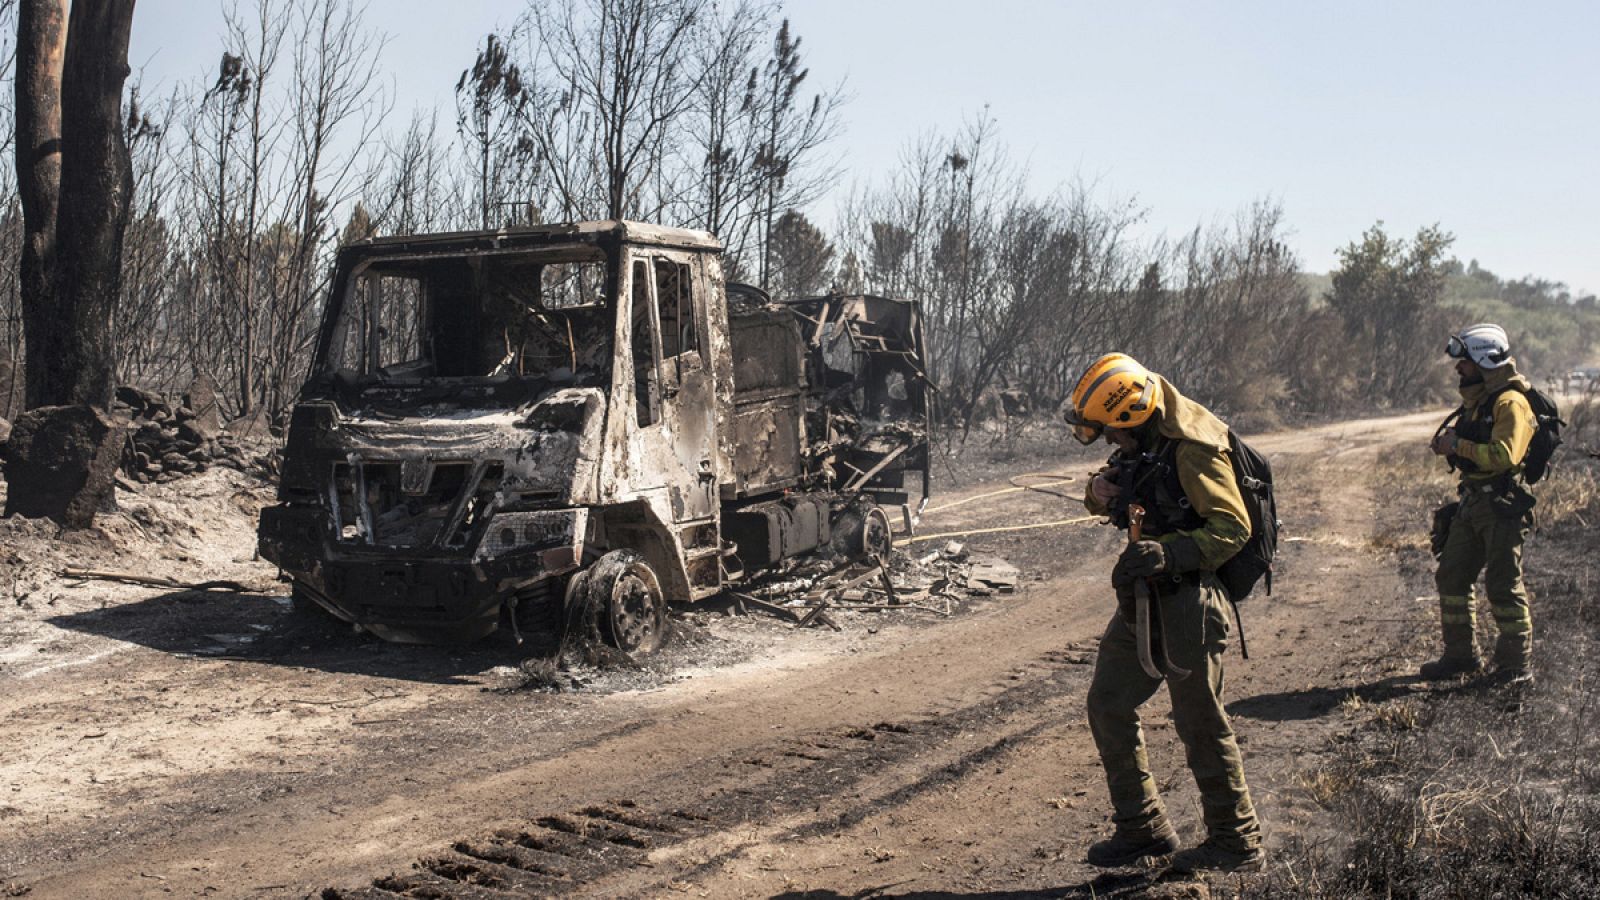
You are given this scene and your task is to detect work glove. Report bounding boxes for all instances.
[1113,540,1168,586]
[1089,470,1122,506]
[1112,537,1206,587]
[1430,429,1457,457]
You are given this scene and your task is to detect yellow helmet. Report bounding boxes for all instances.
[1064,353,1162,445]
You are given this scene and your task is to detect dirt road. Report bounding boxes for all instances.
[0,411,1444,898]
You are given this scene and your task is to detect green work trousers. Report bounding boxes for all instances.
[1434,484,1534,652]
[1085,574,1260,851]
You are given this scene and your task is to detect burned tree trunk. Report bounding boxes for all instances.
[13,0,67,410]
[5,0,137,527]
[53,0,137,409]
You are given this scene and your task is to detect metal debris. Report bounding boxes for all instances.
[968,558,1020,593]
[730,544,1020,628]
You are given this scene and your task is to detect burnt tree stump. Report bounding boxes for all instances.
[182,373,222,439]
[3,405,127,527]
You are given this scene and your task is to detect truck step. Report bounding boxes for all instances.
[684,542,739,560]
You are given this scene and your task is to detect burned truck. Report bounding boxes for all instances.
[259,221,929,650]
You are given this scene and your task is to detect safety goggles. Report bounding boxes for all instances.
[1062,405,1104,445]
[1064,372,1158,445]
[1446,334,1469,359]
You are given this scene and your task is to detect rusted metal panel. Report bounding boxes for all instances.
[727,305,809,496]
[730,396,806,495]
[782,293,932,508]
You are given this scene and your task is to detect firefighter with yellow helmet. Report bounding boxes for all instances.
[1064,353,1262,874]
[1426,323,1538,682]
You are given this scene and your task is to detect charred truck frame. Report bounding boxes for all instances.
[259,221,930,650]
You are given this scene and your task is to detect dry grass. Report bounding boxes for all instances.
[1535,465,1600,527]
[1247,406,1600,899]
[1538,384,1600,525]
[1371,700,1420,732]
[1297,767,1358,810]
[1563,381,1600,449]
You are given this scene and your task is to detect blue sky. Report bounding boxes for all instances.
[129,0,1600,295]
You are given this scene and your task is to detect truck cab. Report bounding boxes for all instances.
[259,221,928,649]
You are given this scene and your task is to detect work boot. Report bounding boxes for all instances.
[1492,632,1532,679]
[1168,839,1264,875]
[1085,824,1180,868]
[1419,623,1480,680]
[1484,668,1535,691]
[1419,654,1483,679]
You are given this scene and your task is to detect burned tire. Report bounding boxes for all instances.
[862,504,893,559]
[832,502,895,560]
[584,550,668,655]
[559,568,594,644]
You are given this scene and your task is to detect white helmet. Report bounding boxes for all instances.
[1446,323,1511,369]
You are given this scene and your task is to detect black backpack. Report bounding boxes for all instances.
[1215,431,1278,605]
[1517,387,1564,485]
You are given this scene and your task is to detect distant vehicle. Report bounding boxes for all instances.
[1565,367,1600,389]
[258,221,930,651]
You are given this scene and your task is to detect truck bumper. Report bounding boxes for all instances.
[260,504,585,643]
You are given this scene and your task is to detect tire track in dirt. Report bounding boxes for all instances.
[322,643,1102,898]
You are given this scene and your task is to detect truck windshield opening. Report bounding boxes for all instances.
[326,246,613,384]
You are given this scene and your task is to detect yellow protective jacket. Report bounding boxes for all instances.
[1451,359,1535,482]
[1083,375,1251,570]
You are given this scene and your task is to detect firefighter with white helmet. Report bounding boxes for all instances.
[1426,323,1538,682]
[1065,353,1263,874]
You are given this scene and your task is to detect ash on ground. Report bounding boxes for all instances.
[495,541,1021,695]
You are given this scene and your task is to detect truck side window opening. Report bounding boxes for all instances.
[654,258,698,361]
[631,259,660,427]
[540,259,607,309]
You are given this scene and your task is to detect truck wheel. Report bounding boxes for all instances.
[862,504,894,559]
[832,503,895,560]
[586,550,668,655]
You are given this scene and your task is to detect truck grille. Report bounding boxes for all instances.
[331,461,504,548]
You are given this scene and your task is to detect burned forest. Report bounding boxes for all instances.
[2,2,1599,899]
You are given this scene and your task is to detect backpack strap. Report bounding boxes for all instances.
[1435,406,1464,438]
[1436,406,1465,474]
[1228,592,1248,660]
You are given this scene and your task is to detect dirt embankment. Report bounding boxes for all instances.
[0,411,1459,899]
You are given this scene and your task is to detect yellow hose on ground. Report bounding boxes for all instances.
[923,472,1078,515]
[895,515,1100,546]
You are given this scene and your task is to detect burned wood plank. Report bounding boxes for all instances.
[968,558,1021,592]
[843,442,909,493]
[810,300,832,347]
[61,567,252,593]
[727,591,802,623]
[875,556,899,604]
[795,601,830,629]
